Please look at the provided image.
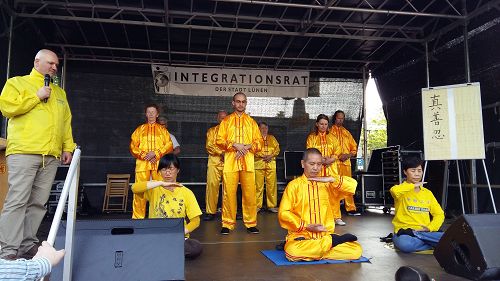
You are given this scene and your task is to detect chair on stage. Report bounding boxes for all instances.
[102,174,130,213]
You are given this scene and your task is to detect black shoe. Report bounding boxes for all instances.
[380,233,393,243]
[395,266,431,281]
[220,227,230,235]
[275,241,286,251]
[247,227,259,234]
[203,214,215,221]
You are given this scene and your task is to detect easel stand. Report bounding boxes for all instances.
[423,159,497,215]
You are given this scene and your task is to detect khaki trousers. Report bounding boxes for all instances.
[0,154,59,257]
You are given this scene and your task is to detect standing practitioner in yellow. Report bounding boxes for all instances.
[306,114,346,226]
[204,110,227,221]
[306,114,340,177]
[216,92,262,235]
[254,122,280,213]
[279,148,362,261]
[330,110,361,218]
[130,104,173,219]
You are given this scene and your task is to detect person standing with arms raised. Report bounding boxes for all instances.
[130,104,173,219]
[216,92,262,235]
[0,49,76,260]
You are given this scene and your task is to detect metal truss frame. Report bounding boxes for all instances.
[1,0,499,74]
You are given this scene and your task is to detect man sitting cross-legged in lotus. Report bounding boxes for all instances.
[278,148,362,261]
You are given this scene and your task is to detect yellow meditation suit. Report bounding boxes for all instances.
[306,132,341,177]
[130,123,173,219]
[205,124,225,215]
[330,125,358,214]
[216,112,262,229]
[255,134,280,209]
[306,132,344,218]
[278,175,362,261]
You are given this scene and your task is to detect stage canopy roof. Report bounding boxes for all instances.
[1,0,499,77]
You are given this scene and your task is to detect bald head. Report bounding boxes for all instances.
[232,92,246,101]
[34,49,59,77]
[232,92,247,114]
[303,148,322,161]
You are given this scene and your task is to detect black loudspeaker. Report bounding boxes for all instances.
[434,214,500,280]
[52,218,185,280]
[284,151,304,179]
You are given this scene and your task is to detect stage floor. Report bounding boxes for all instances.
[40,209,468,281]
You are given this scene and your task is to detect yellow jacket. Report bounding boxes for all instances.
[206,124,224,167]
[279,175,356,240]
[255,134,280,170]
[330,125,357,167]
[130,123,173,172]
[0,68,76,157]
[306,132,340,176]
[390,181,445,233]
[216,112,262,172]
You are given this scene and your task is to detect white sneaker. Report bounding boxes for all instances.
[335,218,347,226]
[268,208,279,213]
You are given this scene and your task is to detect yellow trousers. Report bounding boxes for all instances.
[285,235,362,261]
[205,164,224,214]
[333,164,357,219]
[255,168,277,209]
[132,170,161,219]
[222,171,257,229]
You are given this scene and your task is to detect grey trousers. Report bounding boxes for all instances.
[0,154,59,257]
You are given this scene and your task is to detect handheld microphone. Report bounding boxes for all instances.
[44,74,50,103]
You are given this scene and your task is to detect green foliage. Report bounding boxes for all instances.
[360,115,387,157]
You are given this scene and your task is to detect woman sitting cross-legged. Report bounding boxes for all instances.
[132,153,203,259]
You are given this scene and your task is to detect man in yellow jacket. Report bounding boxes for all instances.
[130,104,173,219]
[254,122,280,213]
[278,148,362,261]
[330,110,361,221]
[0,49,76,260]
[216,92,262,235]
[390,157,444,253]
[204,110,227,221]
